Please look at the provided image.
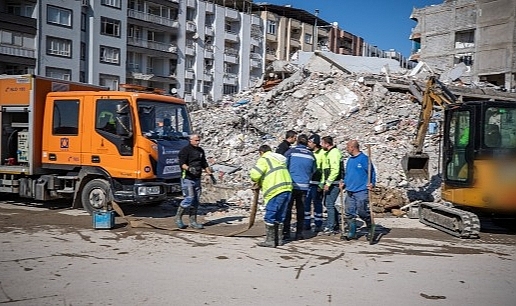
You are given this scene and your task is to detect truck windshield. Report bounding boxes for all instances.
[137,100,191,140]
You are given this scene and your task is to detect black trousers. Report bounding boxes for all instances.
[283,189,307,236]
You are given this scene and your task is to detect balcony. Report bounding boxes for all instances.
[184,93,193,103]
[223,73,238,85]
[251,15,261,26]
[290,38,300,48]
[250,36,261,47]
[127,63,141,73]
[290,19,301,29]
[186,20,197,32]
[225,8,239,20]
[204,47,214,59]
[205,26,214,36]
[127,9,179,28]
[0,12,37,34]
[203,70,213,81]
[0,45,35,58]
[127,37,177,53]
[250,58,261,68]
[265,49,276,61]
[266,33,277,42]
[224,30,239,42]
[318,28,330,38]
[185,40,196,56]
[185,69,195,79]
[187,0,196,8]
[224,48,239,64]
[205,2,214,13]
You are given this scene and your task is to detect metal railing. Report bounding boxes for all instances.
[127,9,179,28]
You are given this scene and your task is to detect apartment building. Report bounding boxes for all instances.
[410,0,516,89]
[0,0,265,105]
[0,1,37,75]
[254,4,332,66]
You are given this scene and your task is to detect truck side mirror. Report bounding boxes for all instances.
[116,101,130,114]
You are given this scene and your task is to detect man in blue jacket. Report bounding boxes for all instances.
[341,140,376,240]
[283,134,315,241]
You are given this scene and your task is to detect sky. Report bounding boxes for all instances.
[259,0,444,57]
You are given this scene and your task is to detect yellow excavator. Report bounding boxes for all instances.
[403,76,516,238]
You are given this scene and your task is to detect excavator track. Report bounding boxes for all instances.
[418,202,480,238]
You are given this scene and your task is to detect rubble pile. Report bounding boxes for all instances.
[194,56,444,214]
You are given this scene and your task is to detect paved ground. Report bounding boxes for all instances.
[0,199,515,306]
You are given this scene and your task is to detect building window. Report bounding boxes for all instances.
[7,4,34,17]
[80,42,86,60]
[186,7,196,21]
[128,24,142,39]
[454,53,474,66]
[47,5,72,27]
[100,46,120,65]
[101,0,121,9]
[185,56,195,70]
[455,30,475,49]
[223,85,237,95]
[0,30,23,46]
[80,71,86,83]
[203,81,212,94]
[267,20,276,35]
[53,100,79,135]
[100,17,121,37]
[99,74,119,90]
[81,13,87,31]
[184,79,194,94]
[46,67,72,80]
[46,36,72,57]
[304,33,312,44]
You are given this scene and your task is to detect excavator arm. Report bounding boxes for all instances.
[402,76,458,179]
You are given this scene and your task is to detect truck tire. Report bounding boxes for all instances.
[81,179,112,215]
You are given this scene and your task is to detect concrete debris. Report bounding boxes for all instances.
[194,55,458,214]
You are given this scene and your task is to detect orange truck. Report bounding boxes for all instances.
[0,75,191,214]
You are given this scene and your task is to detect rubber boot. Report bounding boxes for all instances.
[188,207,204,229]
[175,206,187,229]
[257,223,276,248]
[345,219,357,241]
[276,223,284,246]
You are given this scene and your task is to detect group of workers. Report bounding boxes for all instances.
[250,130,376,248]
[175,131,376,249]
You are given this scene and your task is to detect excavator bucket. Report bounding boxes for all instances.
[402,153,429,179]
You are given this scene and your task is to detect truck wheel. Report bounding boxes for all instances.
[81,179,112,215]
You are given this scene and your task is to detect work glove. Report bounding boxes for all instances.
[209,174,217,185]
[187,167,201,176]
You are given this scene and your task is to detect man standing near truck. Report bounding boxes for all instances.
[176,134,214,229]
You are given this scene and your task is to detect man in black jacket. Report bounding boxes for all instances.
[176,134,214,229]
[276,130,297,155]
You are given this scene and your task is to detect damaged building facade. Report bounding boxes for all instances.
[409,0,516,90]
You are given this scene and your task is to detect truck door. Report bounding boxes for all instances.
[42,99,83,166]
[90,98,137,178]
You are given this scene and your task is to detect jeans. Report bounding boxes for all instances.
[284,189,307,235]
[264,191,291,225]
[344,190,371,225]
[304,185,323,228]
[324,185,340,231]
[180,178,201,208]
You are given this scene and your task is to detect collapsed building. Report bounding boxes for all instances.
[192,51,516,215]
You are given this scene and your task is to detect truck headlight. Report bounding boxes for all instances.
[138,186,161,195]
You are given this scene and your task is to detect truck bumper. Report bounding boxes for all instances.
[113,182,168,204]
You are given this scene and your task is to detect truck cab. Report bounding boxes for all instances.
[0,75,191,214]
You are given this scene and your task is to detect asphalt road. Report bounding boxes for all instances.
[0,199,515,306]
